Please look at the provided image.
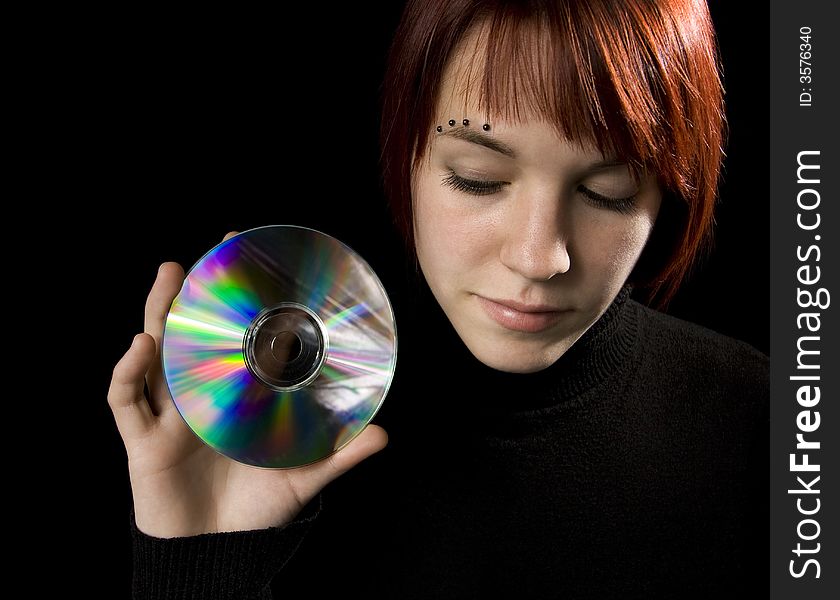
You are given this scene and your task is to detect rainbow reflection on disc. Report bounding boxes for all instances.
[161,225,397,468]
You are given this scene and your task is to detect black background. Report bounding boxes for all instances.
[55,2,767,594]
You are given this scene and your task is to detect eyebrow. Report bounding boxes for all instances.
[439,127,517,158]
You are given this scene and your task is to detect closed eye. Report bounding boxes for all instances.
[442,171,507,196]
[442,170,638,214]
[577,185,638,214]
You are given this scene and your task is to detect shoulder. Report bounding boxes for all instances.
[629,299,767,369]
[627,299,768,398]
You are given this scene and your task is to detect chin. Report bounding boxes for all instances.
[462,335,563,374]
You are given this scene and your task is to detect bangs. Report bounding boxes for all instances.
[435,1,722,196]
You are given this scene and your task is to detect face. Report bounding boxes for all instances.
[412,46,662,374]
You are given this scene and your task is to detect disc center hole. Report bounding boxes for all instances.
[243,303,327,391]
[271,331,303,363]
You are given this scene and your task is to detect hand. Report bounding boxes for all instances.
[107,232,389,538]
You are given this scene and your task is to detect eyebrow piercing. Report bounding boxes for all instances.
[434,119,491,133]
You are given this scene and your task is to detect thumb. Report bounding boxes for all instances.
[329,424,389,473]
[290,424,388,497]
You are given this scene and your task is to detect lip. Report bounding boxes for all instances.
[476,295,568,333]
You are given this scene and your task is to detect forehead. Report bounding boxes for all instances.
[433,20,570,139]
[431,23,603,158]
[435,24,489,113]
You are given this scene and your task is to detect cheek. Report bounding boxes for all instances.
[609,214,658,274]
[591,179,662,277]
[413,174,496,275]
[578,211,657,279]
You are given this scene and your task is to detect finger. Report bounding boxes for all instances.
[290,424,389,499]
[108,334,157,441]
[144,262,185,414]
[223,231,239,241]
[144,262,185,343]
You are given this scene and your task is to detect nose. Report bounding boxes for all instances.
[499,190,571,281]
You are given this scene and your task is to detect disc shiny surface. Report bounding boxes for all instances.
[161,225,397,468]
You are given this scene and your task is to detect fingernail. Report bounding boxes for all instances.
[131,334,141,348]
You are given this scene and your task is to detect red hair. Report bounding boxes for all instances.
[379,0,726,306]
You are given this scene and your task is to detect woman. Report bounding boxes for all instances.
[110,0,768,597]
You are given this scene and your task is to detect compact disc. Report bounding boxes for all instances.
[161,225,397,468]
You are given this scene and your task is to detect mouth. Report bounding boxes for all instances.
[475,295,569,333]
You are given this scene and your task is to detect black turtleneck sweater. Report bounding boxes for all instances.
[131,286,768,599]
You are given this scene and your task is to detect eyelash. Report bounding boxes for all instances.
[578,186,638,215]
[441,171,505,196]
[441,171,638,214]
